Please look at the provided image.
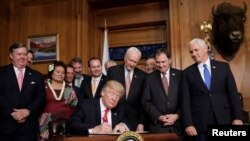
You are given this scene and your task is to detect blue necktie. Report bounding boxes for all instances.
[203,64,211,90]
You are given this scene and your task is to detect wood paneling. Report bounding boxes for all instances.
[0,0,249,108]
[0,0,9,65]
[93,1,168,70]
[180,0,250,99]
[109,26,166,47]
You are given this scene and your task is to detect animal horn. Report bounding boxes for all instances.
[212,5,217,16]
[243,1,247,14]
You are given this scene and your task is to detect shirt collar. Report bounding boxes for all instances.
[13,66,26,73]
[92,74,102,82]
[198,58,211,68]
[161,68,170,77]
[100,98,108,112]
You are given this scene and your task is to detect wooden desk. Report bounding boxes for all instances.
[50,133,180,141]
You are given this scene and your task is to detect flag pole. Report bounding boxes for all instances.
[102,18,110,75]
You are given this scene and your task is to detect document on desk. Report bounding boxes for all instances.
[91,131,148,135]
[90,132,121,135]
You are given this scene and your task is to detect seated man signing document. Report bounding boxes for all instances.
[66,80,129,135]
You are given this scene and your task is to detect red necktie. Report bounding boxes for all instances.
[102,108,109,123]
[17,68,24,91]
[162,72,169,94]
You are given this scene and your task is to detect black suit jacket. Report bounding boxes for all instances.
[66,99,124,135]
[79,75,107,101]
[72,73,90,88]
[142,69,182,133]
[107,64,146,130]
[181,60,243,133]
[0,64,45,134]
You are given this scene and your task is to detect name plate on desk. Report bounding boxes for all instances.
[117,131,143,141]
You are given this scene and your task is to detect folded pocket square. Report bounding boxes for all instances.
[31,81,36,84]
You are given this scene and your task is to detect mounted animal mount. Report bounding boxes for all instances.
[212,2,247,61]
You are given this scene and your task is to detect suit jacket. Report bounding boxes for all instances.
[79,75,107,101]
[66,99,124,135]
[0,64,45,134]
[72,84,80,99]
[142,69,182,133]
[107,64,146,130]
[181,60,243,133]
[72,73,90,88]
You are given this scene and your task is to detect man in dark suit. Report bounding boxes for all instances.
[142,48,182,134]
[107,47,146,131]
[181,38,243,141]
[79,57,107,101]
[0,42,45,141]
[66,80,129,134]
[65,64,80,99]
[69,57,89,88]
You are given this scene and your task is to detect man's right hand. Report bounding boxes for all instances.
[92,122,112,134]
[185,126,198,136]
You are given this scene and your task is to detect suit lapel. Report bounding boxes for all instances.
[120,65,126,86]
[7,65,20,92]
[111,108,119,128]
[191,64,208,91]
[21,67,32,92]
[156,71,167,96]
[168,69,177,96]
[127,68,136,99]
[119,66,126,100]
[95,101,102,124]
[87,77,93,98]
[95,75,106,98]
[210,60,217,91]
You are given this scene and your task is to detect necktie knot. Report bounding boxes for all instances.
[203,64,208,69]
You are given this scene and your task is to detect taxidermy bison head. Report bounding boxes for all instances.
[212,2,247,61]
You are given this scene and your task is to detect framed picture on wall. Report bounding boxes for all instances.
[27,34,59,62]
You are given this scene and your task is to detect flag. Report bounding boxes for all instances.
[102,28,110,75]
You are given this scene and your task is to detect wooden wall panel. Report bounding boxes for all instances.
[19,0,78,73]
[0,0,9,65]
[0,0,249,113]
[109,26,166,47]
[95,2,167,28]
[93,1,168,70]
[175,0,250,114]
[3,0,92,74]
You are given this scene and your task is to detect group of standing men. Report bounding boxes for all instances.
[0,38,244,141]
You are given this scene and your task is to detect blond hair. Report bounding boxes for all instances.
[102,80,125,97]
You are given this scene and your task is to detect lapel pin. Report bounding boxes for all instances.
[212,66,216,69]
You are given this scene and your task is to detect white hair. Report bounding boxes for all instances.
[125,47,142,58]
[188,38,208,48]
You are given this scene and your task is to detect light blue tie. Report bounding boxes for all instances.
[203,64,211,90]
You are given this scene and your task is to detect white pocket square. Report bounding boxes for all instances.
[31,81,36,84]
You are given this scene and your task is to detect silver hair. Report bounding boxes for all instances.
[125,47,142,58]
[188,38,208,48]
